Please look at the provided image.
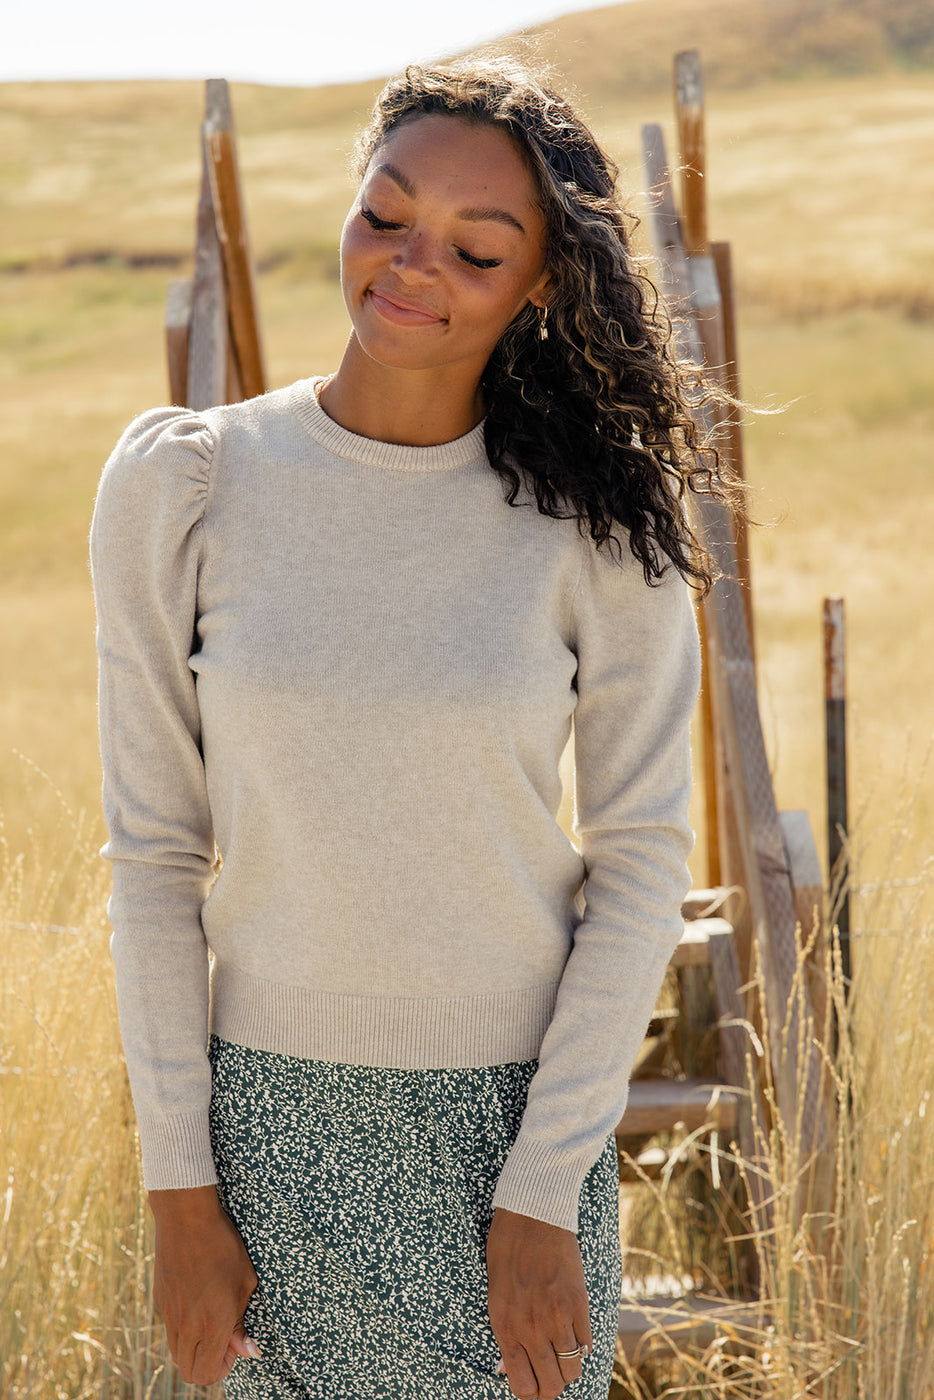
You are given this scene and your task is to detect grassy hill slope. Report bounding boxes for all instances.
[528,0,934,100]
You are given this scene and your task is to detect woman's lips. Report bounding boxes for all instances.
[368,289,445,327]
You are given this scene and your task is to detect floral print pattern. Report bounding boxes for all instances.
[209,1037,620,1399]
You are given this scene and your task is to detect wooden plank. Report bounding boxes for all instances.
[824,595,851,974]
[617,1078,738,1137]
[226,323,244,404]
[617,1145,669,1183]
[685,251,727,373]
[204,78,266,402]
[779,809,823,943]
[646,1007,680,1038]
[711,239,755,659]
[641,123,827,1166]
[670,915,734,968]
[674,49,707,254]
[618,1293,764,1361]
[673,52,726,374]
[643,121,723,889]
[187,129,228,411]
[165,276,192,406]
[681,887,741,921]
[697,609,722,885]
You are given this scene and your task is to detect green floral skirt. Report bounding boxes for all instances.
[209,1037,621,1399]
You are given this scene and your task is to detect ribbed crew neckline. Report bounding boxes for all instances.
[289,377,488,473]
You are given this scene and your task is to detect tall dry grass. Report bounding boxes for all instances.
[3,766,933,1396]
[0,771,221,1400]
[613,802,934,1397]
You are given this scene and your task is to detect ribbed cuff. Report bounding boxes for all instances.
[491,1133,600,1235]
[138,1109,218,1192]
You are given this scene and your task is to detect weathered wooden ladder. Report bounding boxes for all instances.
[611,50,830,1384]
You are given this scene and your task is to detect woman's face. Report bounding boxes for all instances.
[339,113,549,380]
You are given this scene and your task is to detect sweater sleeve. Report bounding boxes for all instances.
[90,407,219,1191]
[491,542,701,1233]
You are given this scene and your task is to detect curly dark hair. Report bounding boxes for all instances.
[353,56,738,590]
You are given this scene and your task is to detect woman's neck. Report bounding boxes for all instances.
[318,334,486,447]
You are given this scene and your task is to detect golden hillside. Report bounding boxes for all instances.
[531,0,934,98]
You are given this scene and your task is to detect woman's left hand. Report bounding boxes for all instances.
[486,1207,593,1400]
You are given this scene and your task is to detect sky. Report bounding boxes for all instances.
[3,0,622,88]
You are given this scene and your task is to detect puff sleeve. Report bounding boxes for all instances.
[492,543,701,1232]
[90,407,219,1190]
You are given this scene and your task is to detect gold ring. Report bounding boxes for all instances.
[555,1344,589,1360]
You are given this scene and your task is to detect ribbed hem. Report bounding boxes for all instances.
[210,962,559,1070]
[288,378,487,472]
[138,1109,219,1192]
[492,1133,602,1234]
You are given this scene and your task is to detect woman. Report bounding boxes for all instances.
[91,56,727,1400]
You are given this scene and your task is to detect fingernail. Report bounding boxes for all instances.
[495,1359,506,1375]
[244,1337,263,1359]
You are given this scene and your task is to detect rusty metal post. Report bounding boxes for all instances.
[824,596,851,982]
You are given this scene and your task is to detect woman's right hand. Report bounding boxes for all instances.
[149,1185,261,1385]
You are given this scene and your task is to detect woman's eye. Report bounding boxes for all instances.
[360,206,403,232]
[360,206,501,269]
[457,248,502,270]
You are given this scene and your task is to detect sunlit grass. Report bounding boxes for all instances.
[4,791,931,1397]
[0,782,227,1400]
[613,826,934,1397]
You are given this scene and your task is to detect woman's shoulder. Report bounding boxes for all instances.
[97,382,308,512]
[99,404,216,505]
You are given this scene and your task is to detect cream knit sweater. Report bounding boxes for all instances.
[90,377,700,1233]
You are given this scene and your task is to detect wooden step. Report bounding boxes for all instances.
[645,1006,680,1039]
[616,1078,739,1137]
[670,916,735,968]
[617,1145,669,1183]
[618,1292,764,1361]
[681,887,736,922]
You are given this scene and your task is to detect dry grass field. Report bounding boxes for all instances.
[2,0,934,1392]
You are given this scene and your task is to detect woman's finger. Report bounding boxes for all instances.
[523,1338,568,1400]
[553,1335,586,1387]
[227,1320,263,1361]
[498,1342,539,1400]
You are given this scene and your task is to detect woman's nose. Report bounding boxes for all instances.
[390,231,439,282]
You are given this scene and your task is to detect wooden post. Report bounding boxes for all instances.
[642,121,724,890]
[187,131,228,411]
[674,54,754,647]
[674,50,726,376]
[675,50,706,255]
[165,277,192,406]
[642,121,827,1167]
[824,596,851,980]
[204,78,266,402]
[670,59,758,884]
[711,240,755,660]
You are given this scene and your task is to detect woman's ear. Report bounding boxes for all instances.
[528,284,551,313]
[528,266,552,312]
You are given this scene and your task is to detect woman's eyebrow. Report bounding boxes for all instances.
[460,205,526,235]
[374,162,527,235]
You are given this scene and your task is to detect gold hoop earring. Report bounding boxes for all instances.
[538,305,549,341]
